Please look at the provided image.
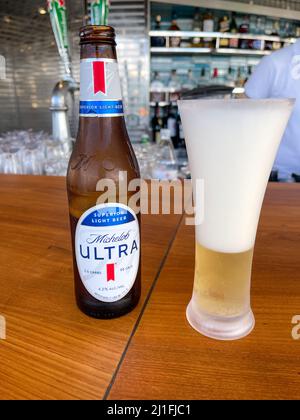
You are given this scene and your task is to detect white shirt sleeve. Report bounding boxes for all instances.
[245,55,275,99]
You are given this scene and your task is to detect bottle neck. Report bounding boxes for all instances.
[81,43,117,61]
[79,43,124,119]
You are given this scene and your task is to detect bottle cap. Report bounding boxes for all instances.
[79,25,116,45]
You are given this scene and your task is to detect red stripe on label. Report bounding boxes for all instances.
[106,264,115,282]
[93,61,106,95]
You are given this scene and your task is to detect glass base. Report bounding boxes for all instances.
[186,300,255,341]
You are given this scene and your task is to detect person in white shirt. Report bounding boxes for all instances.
[245,40,300,181]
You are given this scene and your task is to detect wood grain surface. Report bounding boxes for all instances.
[108,183,300,400]
[0,175,182,400]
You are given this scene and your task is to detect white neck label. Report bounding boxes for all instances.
[80,58,124,117]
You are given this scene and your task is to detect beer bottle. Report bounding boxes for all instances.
[67,26,141,319]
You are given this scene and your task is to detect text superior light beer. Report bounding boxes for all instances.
[179,99,294,340]
[67,26,141,318]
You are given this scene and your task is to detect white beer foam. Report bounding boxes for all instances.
[179,99,294,253]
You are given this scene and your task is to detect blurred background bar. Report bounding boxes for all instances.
[0,0,300,178]
[0,0,148,139]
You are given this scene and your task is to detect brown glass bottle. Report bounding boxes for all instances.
[67,26,141,319]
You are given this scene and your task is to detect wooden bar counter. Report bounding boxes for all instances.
[0,175,181,400]
[0,176,299,400]
[108,183,300,400]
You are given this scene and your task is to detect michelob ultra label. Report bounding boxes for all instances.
[80,58,124,117]
[75,203,140,302]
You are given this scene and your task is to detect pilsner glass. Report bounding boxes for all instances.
[178,99,294,341]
